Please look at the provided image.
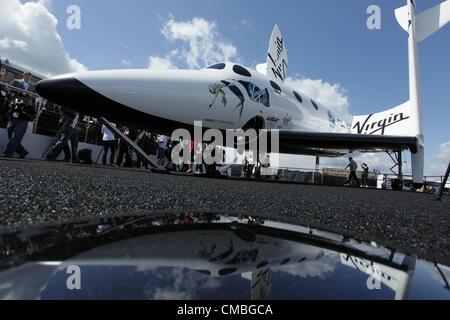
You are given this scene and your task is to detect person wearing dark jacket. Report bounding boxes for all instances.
[361,163,370,188]
[10,72,35,93]
[1,72,36,158]
[0,74,8,107]
[0,74,10,123]
[46,110,80,162]
[116,127,133,167]
[2,95,36,158]
[344,157,361,187]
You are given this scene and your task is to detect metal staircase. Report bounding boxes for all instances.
[98,117,166,173]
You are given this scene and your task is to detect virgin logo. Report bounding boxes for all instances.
[353,112,410,135]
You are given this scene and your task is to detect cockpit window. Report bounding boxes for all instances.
[293,91,303,103]
[259,89,270,108]
[270,81,282,94]
[232,65,251,77]
[311,99,319,110]
[238,80,270,108]
[207,63,226,70]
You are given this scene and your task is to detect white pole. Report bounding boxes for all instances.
[407,0,423,139]
[407,0,425,185]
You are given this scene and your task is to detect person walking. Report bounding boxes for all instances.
[46,110,80,163]
[361,163,370,188]
[101,123,117,166]
[344,157,360,187]
[116,127,132,167]
[157,134,169,168]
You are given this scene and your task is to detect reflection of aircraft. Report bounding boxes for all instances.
[3,213,444,300]
[36,1,450,186]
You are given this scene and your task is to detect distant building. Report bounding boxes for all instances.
[0,56,45,84]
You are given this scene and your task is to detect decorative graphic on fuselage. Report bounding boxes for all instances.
[209,80,245,117]
[327,111,336,129]
[209,80,270,119]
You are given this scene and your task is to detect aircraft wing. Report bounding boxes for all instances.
[268,131,419,157]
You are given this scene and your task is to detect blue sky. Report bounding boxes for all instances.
[2,0,449,175]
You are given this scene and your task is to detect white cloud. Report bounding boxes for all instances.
[286,76,351,121]
[143,268,221,300]
[277,252,338,279]
[149,17,238,70]
[233,19,251,30]
[119,42,129,50]
[428,141,450,176]
[256,63,267,75]
[0,0,86,77]
[0,38,28,50]
[148,49,179,70]
[120,59,132,67]
[148,56,177,70]
[435,142,450,162]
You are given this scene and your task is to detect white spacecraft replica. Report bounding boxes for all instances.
[36,0,450,186]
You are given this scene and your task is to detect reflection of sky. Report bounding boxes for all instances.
[271,259,394,300]
[12,256,450,300]
[39,256,397,300]
[9,224,448,300]
[408,262,450,300]
[41,267,250,300]
[277,251,339,279]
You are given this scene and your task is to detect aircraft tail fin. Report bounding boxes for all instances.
[396,0,450,43]
[351,99,424,185]
[265,25,288,84]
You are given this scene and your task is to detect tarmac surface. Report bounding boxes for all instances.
[0,158,449,265]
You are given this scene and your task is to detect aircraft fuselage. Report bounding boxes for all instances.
[36,63,351,139]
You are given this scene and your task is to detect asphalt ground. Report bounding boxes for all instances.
[0,158,449,265]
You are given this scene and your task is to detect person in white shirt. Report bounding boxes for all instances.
[102,124,117,166]
[194,142,205,174]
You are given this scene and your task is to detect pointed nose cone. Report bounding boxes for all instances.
[35,71,194,134]
[36,75,107,117]
[36,76,82,105]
